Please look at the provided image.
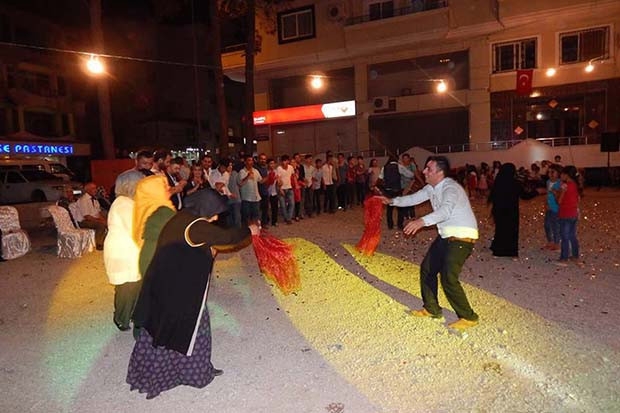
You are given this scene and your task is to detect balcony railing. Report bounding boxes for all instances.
[350,136,600,159]
[420,136,601,154]
[345,0,448,26]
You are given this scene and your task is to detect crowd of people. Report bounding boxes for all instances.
[48,146,583,399]
[106,149,427,231]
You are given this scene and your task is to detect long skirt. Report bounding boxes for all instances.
[126,306,216,399]
[491,207,519,257]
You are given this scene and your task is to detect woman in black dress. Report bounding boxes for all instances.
[127,191,259,399]
[488,163,538,257]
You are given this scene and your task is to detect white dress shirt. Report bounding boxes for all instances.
[74,193,101,223]
[391,177,478,239]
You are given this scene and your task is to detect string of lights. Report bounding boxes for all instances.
[0,40,218,70]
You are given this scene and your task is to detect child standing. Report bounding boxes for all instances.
[467,165,478,200]
[556,165,581,264]
[543,164,562,251]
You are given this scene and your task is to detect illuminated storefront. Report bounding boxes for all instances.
[253,100,357,155]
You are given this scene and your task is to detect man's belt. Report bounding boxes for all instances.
[447,236,476,244]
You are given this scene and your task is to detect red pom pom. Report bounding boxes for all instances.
[355,196,384,256]
[252,231,300,294]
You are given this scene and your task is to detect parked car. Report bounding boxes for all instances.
[0,170,82,204]
[0,159,77,181]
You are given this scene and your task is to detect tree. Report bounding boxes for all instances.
[220,0,292,152]
[89,0,116,159]
[208,1,231,158]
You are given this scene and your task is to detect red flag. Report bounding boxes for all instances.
[516,69,533,96]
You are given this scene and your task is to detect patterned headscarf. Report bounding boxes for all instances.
[132,175,174,245]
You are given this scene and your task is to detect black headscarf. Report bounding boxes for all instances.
[488,163,520,209]
[182,188,229,218]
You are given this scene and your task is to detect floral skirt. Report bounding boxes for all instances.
[126,307,216,399]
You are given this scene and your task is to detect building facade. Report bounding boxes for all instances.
[222,0,620,157]
[0,5,92,165]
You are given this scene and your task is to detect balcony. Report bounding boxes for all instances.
[345,0,448,26]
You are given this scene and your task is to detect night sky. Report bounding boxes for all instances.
[2,0,211,27]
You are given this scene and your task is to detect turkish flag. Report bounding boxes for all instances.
[516,69,533,96]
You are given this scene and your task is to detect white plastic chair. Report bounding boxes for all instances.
[0,206,31,260]
[47,205,95,258]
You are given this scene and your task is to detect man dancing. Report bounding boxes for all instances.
[380,156,479,331]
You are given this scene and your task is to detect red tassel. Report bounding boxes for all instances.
[355,196,384,256]
[252,231,300,295]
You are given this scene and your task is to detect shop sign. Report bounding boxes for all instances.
[253,100,356,125]
[0,141,75,155]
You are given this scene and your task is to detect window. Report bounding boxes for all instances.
[0,13,11,42]
[24,110,55,136]
[0,108,7,135]
[492,38,537,73]
[278,6,315,44]
[19,71,51,96]
[61,113,70,136]
[57,76,67,96]
[6,171,26,184]
[560,26,609,64]
[369,1,394,21]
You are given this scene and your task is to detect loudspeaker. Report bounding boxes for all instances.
[601,132,620,152]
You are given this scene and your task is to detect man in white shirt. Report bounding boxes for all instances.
[74,181,108,250]
[321,154,336,213]
[381,156,479,331]
[238,155,262,225]
[276,154,295,224]
[302,154,316,217]
[200,154,215,188]
[208,159,232,197]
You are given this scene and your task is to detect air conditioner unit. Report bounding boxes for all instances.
[372,96,390,111]
[327,1,347,22]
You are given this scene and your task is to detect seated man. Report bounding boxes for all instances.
[56,186,79,228]
[74,182,108,250]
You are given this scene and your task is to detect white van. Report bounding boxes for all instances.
[0,159,76,181]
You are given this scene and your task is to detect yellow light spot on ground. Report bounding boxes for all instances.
[44,257,114,406]
[269,239,617,411]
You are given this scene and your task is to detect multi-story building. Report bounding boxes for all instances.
[222,0,620,157]
[0,5,92,168]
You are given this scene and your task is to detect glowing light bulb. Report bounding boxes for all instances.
[86,55,104,74]
[310,76,323,89]
[546,68,556,77]
[585,63,594,73]
[436,81,447,93]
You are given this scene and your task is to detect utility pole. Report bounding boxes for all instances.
[89,0,115,159]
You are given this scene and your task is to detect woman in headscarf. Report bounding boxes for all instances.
[103,170,145,331]
[132,175,176,276]
[127,177,259,399]
[488,162,538,257]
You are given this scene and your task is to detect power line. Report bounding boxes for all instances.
[0,40,217,70]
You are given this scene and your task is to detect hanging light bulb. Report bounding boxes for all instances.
[436,80,447,93]
[86,55,105,74]
[584,62,594,73]
[310,75,324,90]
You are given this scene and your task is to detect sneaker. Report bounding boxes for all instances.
[409,308,444,321]
[554,259,569,267]
[448,318,478,331]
